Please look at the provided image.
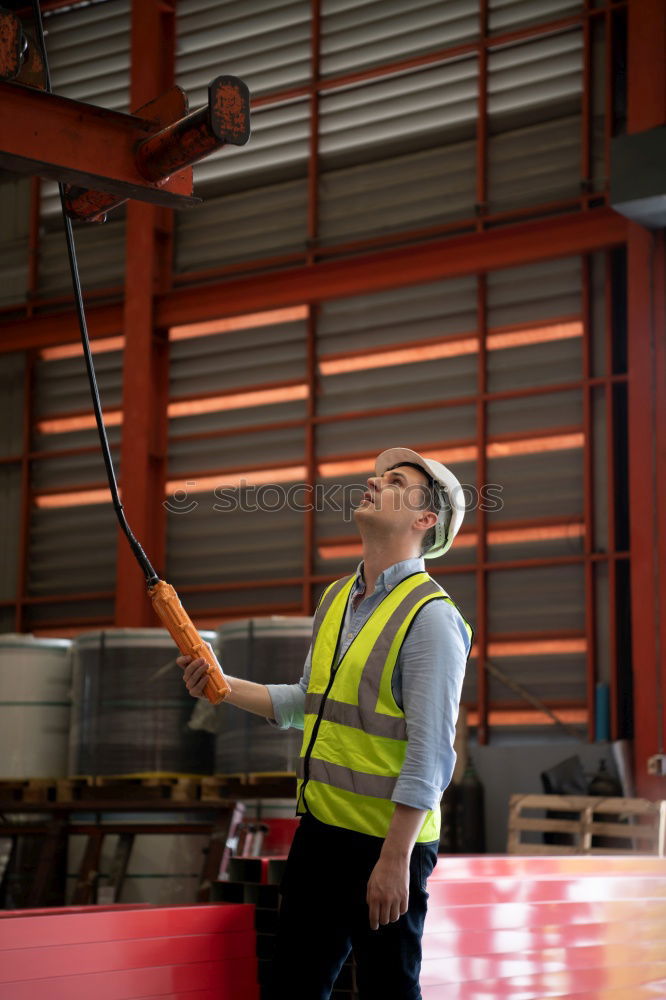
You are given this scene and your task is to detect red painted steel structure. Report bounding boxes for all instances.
[114,0,175,626]
[2,0,663,776]
[625,0,666,797]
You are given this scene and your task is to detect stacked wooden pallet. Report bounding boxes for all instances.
[421,854,666,998]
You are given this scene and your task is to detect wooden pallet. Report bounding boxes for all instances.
[0,778,59,803]
[508,793,666,855]
[56,774,205,803]
[201,772,296,802]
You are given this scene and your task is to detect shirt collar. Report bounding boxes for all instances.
[353,556,426,594]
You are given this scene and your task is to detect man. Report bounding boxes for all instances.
[179,447,473,1000]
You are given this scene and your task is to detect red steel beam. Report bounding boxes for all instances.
[114,0,174,627]
[0,81,196,208]
[626,0,666,797]
[156,209,627,329]
[0,208,627,355]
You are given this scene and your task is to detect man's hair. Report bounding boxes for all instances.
[388,462,451,556]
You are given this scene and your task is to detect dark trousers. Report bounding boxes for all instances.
[268,812,438,1000]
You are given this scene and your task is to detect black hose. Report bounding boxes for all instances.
[31,0,159,588]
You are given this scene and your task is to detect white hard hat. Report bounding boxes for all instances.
[375,446,465,558]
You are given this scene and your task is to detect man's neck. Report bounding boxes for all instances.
[360,539,421,597]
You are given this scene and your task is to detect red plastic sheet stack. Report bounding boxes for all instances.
[0,902,258,1000]
[421,854,666,999]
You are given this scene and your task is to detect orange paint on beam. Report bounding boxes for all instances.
[168,384,308,417]
[169,305,308,341]
[34,487,116,509]
[318,320,583,376]
[36,410,123,435]
[487,432,584,457]
[319,337,478,375]
[39,336,125,361]
[482,638,587,656]
[166,465,307,494]
[467,707,588,727]
[487,320,583,350]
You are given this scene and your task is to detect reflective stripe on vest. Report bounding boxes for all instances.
[298,571,473,842]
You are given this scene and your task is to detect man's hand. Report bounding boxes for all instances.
[177,655,210,699]
[366,853,409,931]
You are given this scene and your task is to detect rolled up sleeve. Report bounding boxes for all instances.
[265,646,311,730]
[391,600,470,812]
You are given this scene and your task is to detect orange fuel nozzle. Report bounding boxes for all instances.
[149,579,231,705]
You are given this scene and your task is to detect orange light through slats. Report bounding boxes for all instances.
[318,320,583,376]
[487,432,584,457]
[487,523,585,544]
[34,488,116,509]
[318,524,584,560]
[318,446,476,479]
[166,465,307,494]
[319,337,478,375]
[168,384,308,418]
[37,410,123,435]
[39,336,125,360]
[485,638,587,656]
[318,543,363,560]
[486,320,583,350]
[169,306,308,341]
[467,708,587,727]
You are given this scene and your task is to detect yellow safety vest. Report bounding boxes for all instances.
[296,571,473,842]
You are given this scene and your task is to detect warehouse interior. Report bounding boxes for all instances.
[0,0,665,997]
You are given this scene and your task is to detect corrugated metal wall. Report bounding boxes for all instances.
[24,347,123,628]
[0,178,31,308]
[38,0,130,297]
[0,353,25,625]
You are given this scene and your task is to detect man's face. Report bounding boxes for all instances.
[353,464,435,542]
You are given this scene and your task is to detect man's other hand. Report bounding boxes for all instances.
[366,855,409,930]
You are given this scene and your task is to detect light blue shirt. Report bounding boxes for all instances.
[266,557,472,812]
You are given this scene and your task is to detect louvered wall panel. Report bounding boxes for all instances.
[488,389,582,437]
[44,0,130,110]
[33,350,123,418]
[35,2,130,294]
[318,60,477,242]
[319,139,476,245]
[316,408,477,461]
[0,466,21,603]
[318,277,477,355]
[169,425,305,479]
[488,563,585,633]
[27,505,117,597]
[487,256,581,327]
[486,655,587,704]
[175,100,309,272]
[169,318,307,399]
[176,0,311,105]
[175,178,307,272]
[317,278,478,415]
[320,0,479,78]
[487,31,583,212]
[166,494,304,586]
[0,177,30,307]
[487,448,583,523]
[167,316,308,595]
[39,206,126,296]
[0,352,25,458]
[488,0,582,34]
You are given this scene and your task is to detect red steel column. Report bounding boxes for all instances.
[115,0,174,625]
[625,0,666,796]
